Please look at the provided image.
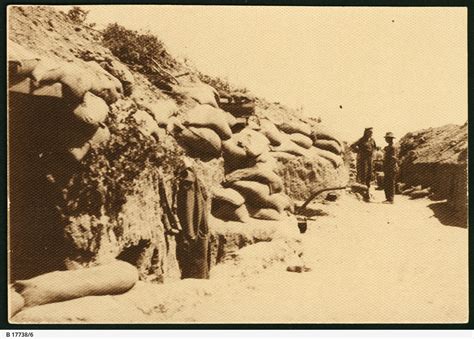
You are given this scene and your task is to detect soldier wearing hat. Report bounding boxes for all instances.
[351,127,377,201]
[383,132,398,204]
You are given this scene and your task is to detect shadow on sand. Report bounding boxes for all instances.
[428,201,467,229]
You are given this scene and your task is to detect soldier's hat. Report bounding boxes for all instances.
[365,127,373,131]
[385,132,395,138]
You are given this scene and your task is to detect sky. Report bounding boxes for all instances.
[74,5,466,144]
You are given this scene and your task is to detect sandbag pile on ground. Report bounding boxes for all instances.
[10,260,138,317]
[210,187,250,222]
[208,115,345,222]
[401,185,432,199]
[260,118,344,168]
[8,56,129,161]
[174,83,220,108]
[172,104,237,160]
[211,124,293,221]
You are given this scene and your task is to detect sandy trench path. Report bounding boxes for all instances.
[168,190,468,324]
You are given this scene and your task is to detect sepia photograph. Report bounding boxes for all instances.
[6,4,468,324]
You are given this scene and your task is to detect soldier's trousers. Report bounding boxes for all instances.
[384,172,395,202]
[358,157,373,188]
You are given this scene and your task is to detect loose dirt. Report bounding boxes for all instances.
[167,190,468,323]
[13,190,467,324]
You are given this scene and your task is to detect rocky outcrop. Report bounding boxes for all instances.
[399,124,467,216]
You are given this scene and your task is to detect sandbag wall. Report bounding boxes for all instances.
[9,54,126,280]
[8,42,348,284]
[8,51,197,283]
[400,162,467,214]
[136,90,348,222]
[398,124,467,217]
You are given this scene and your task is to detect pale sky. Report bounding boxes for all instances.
[72,5,466,144]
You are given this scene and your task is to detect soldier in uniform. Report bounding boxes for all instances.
[383,132,398,204]
[351,127,377,201]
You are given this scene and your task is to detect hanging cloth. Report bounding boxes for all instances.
[175,166,211,279]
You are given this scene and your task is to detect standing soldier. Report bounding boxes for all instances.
[351,127,377,201]
[383,132,398,204]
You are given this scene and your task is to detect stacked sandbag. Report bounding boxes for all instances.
[183,104,233,140]
[222,127,271,172]
[310,123,344,168]
[132,110,160,139]
[73,91,109,126]
[133,90,178,127]
[175,83,220,108]
[172,104,239,160]
[261,118,344,168]
[9,286,25,317]
[260,119,287,146]
[12,260,138,308]
[31,59,123,104]
[100,59,135,96]
[228,180,293,221]
[210,187,249,222]
[175,125,222,158]
[68,125,111,161]
[9,56,117,161]
[223,163,283,194]
[408,186,432,199]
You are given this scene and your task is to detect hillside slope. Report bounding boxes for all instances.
[399,123,467,216]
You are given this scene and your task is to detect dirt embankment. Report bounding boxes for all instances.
[8,5,348,284]
[399,123,467,217]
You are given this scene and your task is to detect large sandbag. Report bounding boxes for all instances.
[73,92,109,126]
[211,187,245,206]
[314,139,342,155]
[32,60,122,103]
[222,138,248,163]
[184,105,232,140]
[289,133,313,149]
[9,59,39,81]
[265,193,293,213]
[233,128,271,158]
[409,187,431,199]
[212,201,250,223]
[224,111,238,128]
[68,142,92,162]
[224,164,283,194]
[13,260,138,308]
[249,207,284,221]
[10,287,25,317]
[269,151,298,161]
[229,180,271,207]
[270,140,310,157]
[85,61,123,104]
[138,99,178,127]
[312,147,343,168]
[402,186,420,195]
[89,125,111,147]
[312,124,342,146]
[132,110,160,138]
[276,120,312,137]
[178,84,219,108]
[178,126,222,158]
[255,152,279,170]
[32,61,91,100]
[68,124,111,161]
[101,59,134,95]
[260,119,287,146]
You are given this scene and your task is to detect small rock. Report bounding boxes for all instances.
[286,265,312,273]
